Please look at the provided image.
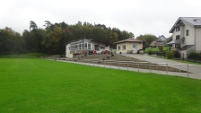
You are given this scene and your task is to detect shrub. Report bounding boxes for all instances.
[173,50,180,58]
[158,46,163,52]
[157,51,165,57]
[166,51,174,59]
[188,51,199,60]
[147,50,154,55]
[198,53,201,60]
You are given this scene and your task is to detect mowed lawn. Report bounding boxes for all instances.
[0,58,201,113]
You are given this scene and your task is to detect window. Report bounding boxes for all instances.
[133,44,136,48]
[176,35,180,40]
[186,30,189,36]
[175,44,180,49]
[122,45,126,50]
[100,47,105,49]
[193,19,201,22]
[118,46,121,50]
[88,43,91,50]
[79,44,81,49]
[95,45,99,50]
[176,27,180,32]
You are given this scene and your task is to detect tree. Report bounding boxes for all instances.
[44,20,52,29]
[23,28,44,52]
[29,21,38,30]
[166,35,173,43]
[0,27,24,54]
[136,34,157,49]
[42,25,63,54]
[0,20,135,55]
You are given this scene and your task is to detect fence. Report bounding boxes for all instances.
[52,58,201,80]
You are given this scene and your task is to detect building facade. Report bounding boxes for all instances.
[115,38,143,54]
[150,35,167,48]
[66,39,111,58]
[168,17,201,59]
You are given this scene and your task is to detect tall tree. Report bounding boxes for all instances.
[23,27,44,53]
[44,20,52,30]
[0,20,135,55]
[0,27,24,54]
[29,21,38,30]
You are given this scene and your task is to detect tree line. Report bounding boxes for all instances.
[0,21,134,55]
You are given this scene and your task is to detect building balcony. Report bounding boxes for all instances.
[175,37,185,44]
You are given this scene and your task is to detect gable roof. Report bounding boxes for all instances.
[114,38,143,44]
[150,41,157,47]
[67,38,112,45]
[157,35,166,42]
[169,17,201,33]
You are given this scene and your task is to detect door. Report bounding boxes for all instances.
[133,44,137,53]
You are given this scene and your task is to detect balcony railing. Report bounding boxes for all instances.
[175,37,185,44]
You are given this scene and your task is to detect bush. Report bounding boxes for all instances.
[158,46,163,52]
[173,50,180,58]
[188,51,199,60]
[198,54,201,60]
[166,51,174,59]
[147,50,155,55]
[156,51,165,57]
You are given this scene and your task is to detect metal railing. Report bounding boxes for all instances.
[51,58,201,80]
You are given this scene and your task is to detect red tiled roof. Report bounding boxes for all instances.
[114,38,143,44]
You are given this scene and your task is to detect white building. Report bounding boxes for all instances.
[66,39,111,58]
[168,17,201,59]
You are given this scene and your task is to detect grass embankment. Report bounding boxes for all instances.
[0,57,200,113]
[145,46,170,53]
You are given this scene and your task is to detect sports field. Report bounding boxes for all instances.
[0,55,200,113]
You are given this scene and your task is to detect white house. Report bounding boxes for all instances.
[168,17,201,59]
[66,39,111,58]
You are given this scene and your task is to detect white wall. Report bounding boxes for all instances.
[172,29,178,41]
[180,26,184,38]
[180,50,187,59]
[66,44,73,58]
[195,28,201,51]
[183,23,195,46]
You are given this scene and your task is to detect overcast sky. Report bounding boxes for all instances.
[1,0,201,38]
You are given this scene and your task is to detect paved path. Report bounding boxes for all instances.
[123,54,201,79]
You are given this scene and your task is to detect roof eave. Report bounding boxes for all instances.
[169,17,184,33]
[194,25,201,28]
[115,41,143,44]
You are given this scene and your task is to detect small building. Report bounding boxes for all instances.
[150,35,167,47]
[114,38,143,54]
[149,41,157,47]
[168,17,201,59]
[66,39,111,58]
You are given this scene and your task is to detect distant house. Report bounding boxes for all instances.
[150,35,167,47]
[66,39,111,58]
[168,17,201,59]
[114,38,143,54]
[149,41,157,47]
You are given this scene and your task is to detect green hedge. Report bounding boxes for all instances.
[188,51,201,61]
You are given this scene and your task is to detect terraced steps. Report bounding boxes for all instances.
[56,54,186,73]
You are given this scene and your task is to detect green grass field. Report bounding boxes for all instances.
[0,56,201,113]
